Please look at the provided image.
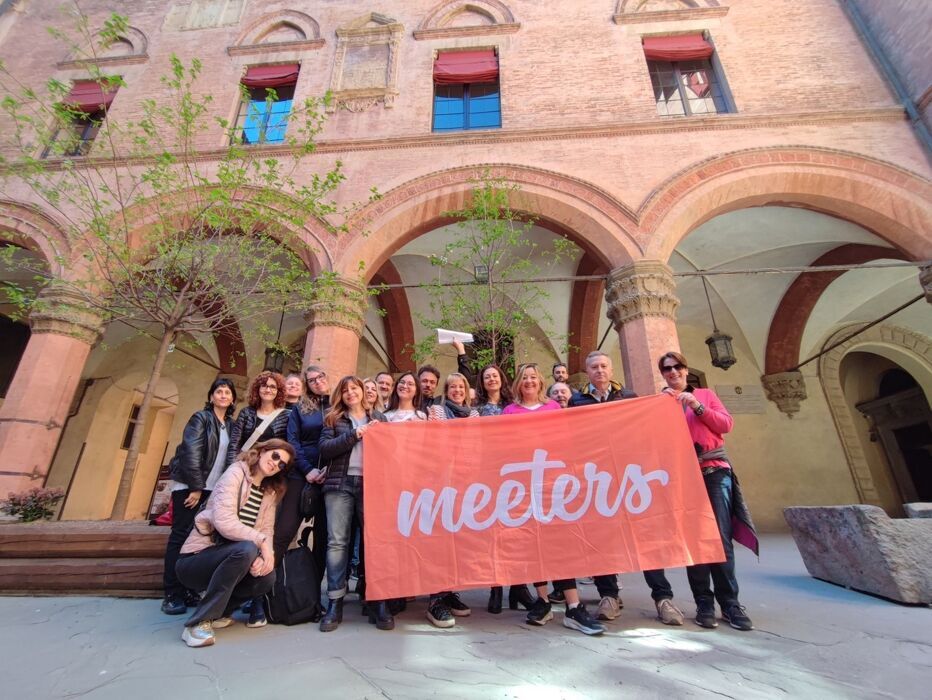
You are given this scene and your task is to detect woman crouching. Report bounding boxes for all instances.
[175,439,294,647]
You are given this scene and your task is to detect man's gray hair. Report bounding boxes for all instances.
[584,350,611,366]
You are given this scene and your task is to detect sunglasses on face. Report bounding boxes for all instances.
[662,363,686,373]
[268,450,289,467]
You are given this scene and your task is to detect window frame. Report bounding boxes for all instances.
[648,57,729,118]
[432,80,502,133]
[233,83,296,146]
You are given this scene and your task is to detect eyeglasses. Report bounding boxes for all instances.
[307,373,326,384]
[269,450,289,468]
[260,383,279,390]
[397,380,417,388]
[661,363,686,373]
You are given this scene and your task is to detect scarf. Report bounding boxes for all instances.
[443,399,473,419]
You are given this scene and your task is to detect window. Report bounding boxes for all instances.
[432,49,501,132]
[643,34,728,117]
[44,79,118,157]
[121,405,141,450]
[234,63,299,145]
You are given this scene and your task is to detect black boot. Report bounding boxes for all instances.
[319,598,344,632]
[509,584,535,611]
[368,601,395,631]
[487,586,503,614]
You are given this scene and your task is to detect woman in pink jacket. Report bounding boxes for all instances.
[659,351,754,632]
[175,438,295,647]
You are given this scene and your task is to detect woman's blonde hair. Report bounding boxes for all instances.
[443,372,471,406]
[511,363,547,405]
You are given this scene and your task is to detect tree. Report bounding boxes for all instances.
[411,172,577,375]
[0,10,369,519]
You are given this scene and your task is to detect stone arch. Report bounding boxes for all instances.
[764,244,911,375]
[230,10,324,54]
[0,200,70,275]
[416,0,519,38]
[818,323,932,504]
[641,147,932,263]
[336,164,640,280]
[617,0,717,12]
[60,26,148,67]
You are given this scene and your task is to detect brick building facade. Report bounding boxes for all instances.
[0,0,929,528]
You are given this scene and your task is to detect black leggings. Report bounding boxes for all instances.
[162,489,210,598]
[272,477,327,578]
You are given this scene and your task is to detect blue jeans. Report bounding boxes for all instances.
[324,477,363,600]
[686,469,739,608]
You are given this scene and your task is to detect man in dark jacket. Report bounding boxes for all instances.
[567,351,686,627]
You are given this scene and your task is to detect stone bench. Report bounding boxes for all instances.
[783,505,932,605]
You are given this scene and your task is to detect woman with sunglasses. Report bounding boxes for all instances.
[282,366,331,578]
[175,438,295,647]
[659,351,755,632]
[226,370,292,627]
[318,376,390,631]
[503,363,606,636]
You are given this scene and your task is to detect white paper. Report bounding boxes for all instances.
[436,328,474,344]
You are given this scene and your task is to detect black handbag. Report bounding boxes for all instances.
[299,482,322,518]
[264,545,321,625]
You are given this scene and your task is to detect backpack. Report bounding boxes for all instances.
[263,545,321,625]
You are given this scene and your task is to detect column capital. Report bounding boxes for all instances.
[605,260,679,330]
[29,287,105,346]
[761,370,807,418]
[919,262,931,304]
[305,276,367,337]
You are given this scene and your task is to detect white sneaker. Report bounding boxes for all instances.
[656,598,685,626]
[212,617,234,629]
[596,596,621,621]
[182,621,215,647]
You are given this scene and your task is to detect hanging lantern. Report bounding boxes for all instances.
[701,275,737,370]
[705,329,736,370]
[263,346,286,373]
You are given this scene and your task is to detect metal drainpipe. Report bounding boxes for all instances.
[840,0,932,164]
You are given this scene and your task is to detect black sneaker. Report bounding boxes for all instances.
[525,598,553,626]
[547,589,566,604]
[183,590,202,608]
[722,603,753,631]
[442,592,471,617]
[695,601,718,629]
[563,604,605,636]
[246,605,267,628]
[427,598,455,628]
[160,596,186,615]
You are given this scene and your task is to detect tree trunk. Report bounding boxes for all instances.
[109,328,176,520]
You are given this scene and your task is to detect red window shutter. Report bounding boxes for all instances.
[64,80,118,112]
[643,34,714,62]
[433,50,499,85]
[241,63,300,88]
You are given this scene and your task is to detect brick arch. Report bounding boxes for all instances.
[371,260,416,372]
[765,244,910,374]
[335,164,640,280]
[418,0,517,29]
[233,10,322,46]
[641,147,932,263]
[567,252,608,374]
[0,200,70,275]
[121,185,333,276]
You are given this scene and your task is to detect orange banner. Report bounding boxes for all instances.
[363,396,725,600]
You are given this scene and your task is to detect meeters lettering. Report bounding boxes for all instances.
[397,449,669,537]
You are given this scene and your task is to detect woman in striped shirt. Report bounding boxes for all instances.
[175,438,295,648]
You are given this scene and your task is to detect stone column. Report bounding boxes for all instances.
[761,370,808,418]
[920,262,931,304]
[605,261,681,395]
[302,277,367,381]
[0,288,104,495]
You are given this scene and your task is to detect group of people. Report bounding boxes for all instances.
[160,341,754,648]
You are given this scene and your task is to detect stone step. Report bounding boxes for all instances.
[0,557,163,595]
[0,521,168,559]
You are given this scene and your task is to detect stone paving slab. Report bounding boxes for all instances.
[1,535,929,699]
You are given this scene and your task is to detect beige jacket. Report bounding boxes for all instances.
[180,461,279,555]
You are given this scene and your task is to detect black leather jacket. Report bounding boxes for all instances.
[225,405,292,467]
[318,410,386,491]
[168,409,232,491]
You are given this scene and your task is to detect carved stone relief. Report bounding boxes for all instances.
[328,13,403,113]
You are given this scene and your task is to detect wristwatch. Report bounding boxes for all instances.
[694,403,705,416]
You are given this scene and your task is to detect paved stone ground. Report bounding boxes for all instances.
[1,535,929,699]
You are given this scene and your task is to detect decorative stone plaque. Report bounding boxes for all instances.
[715,384,766,414]
[329,13,403,112]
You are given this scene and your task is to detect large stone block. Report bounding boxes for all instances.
[784,505,932,604]
[904,502,932,519]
